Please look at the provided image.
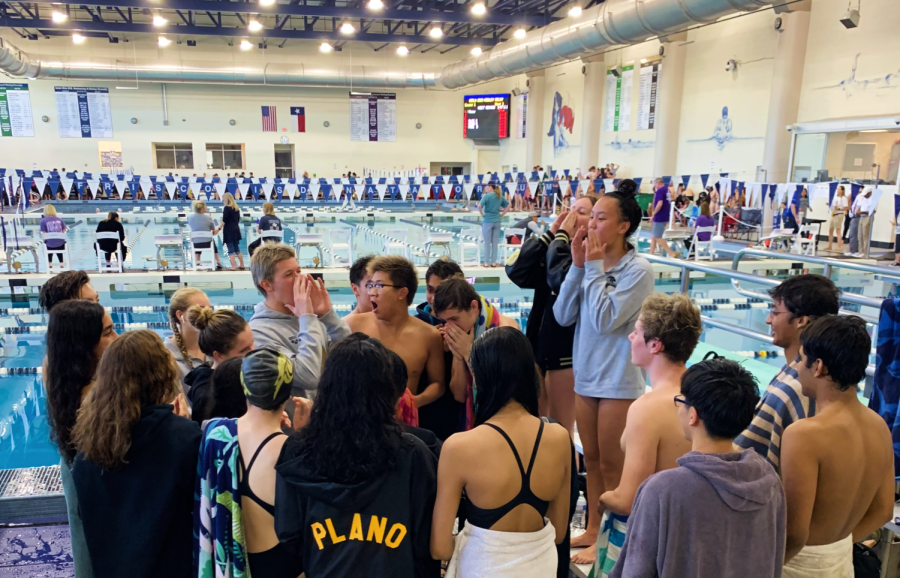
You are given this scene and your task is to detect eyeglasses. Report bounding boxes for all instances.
[365,282,399,292]
[768,309,792,318]
[673,395,691,408]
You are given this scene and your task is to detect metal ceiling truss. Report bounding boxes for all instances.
[0,0,567,47]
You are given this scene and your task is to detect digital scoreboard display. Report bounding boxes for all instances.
[463,94,510,139]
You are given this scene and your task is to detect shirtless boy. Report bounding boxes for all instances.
[346,254,375,317]
[781,315,893,576]
[346,256,446,408]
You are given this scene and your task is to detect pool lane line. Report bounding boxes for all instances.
[398,219,481,243]
[339,220,441,260]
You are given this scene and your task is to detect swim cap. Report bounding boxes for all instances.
[240,348,293,410]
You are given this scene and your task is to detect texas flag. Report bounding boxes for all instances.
[290,107,306,133]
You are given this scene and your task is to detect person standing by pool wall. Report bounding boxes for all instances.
[478,183,510,268]
[648,178,678,258]
[553,180,654,566]
[221,192,245,270]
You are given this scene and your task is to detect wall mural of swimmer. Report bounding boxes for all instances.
[689,106,763,151]
[547,91,575,158]
[607,136,655,151]
[818,53,900,97]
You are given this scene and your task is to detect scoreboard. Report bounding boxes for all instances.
[463,94,510,139]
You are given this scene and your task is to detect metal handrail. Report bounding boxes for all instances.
[702,315,875,378]
[729,248,894,311]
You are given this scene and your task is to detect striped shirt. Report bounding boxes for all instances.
[733,359,815,470]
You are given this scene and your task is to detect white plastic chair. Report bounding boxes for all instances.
[424,232,453,256]
[689,226,717,261]
[41,232,70,272]
[796,223,820,256]
[383,228,411,259]
[261,229,286,243]
[328,228,353,267]
[190,231,216,271]
[500,227,526,261]
[95,232,124,273]
[458,227,482,267]
[295,233,324,266]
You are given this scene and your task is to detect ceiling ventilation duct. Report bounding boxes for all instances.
[439,0,773,89]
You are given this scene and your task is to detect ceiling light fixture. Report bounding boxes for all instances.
[72,33,86,44]
[368,0,384,9]
[248,20,263,32]
[471,2,486,15]
[340,22,355,34]
[429,26,443,38]
[240,40,253,50]
[259,0,276,5]
[470,46,482,56]
[861,129,888,133]
[567,5,582,16]
[513,28,527,38]
[396,45,409,55]
[319,42,333,52]
[152,15,167,27]
[51,10,68,23]
[158,35,171,47]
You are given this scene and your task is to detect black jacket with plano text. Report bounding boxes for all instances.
[274,432,439,578]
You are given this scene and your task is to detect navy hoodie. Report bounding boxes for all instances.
[274,432,439,578]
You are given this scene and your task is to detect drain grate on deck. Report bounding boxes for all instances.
[0,466,62,498]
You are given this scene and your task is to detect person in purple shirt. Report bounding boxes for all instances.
[648,178,678,258]
[694,201,716,242]
[40,205,67,264]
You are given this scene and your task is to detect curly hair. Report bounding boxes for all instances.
[71,330,181,471]
[38,270,92,312]
[284,333,401,485]
[639,293,702,364]
[45,300,106,463]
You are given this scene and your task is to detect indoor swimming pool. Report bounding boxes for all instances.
[0,269,887,472]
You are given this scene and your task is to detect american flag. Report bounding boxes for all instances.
[261,106,277,132]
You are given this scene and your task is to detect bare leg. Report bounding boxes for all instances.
[827,227,834,251]
[648,239,658,256]
[656,237,679,258]
[545,368,576,436]
[571,395,601,564]
[229,254,237,270]
[238,253,245,269]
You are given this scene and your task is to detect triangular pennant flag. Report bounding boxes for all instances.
[538,170,545,182]
[33,177,47,195]
[700,174,710,188]
[237,183,251,201]
[354,185,365,201]
[212,183,226,198]
[165,182,178,200]
[633,178,643,191]
[114,180,129,198]
[511,171,519,184]
[86,179,101,199]
[604,179,614,191]
[394,184,406,202]
[308,183,320,201]
[261,183,275,201]
[48,177,61,196]
[558,180,570,196]
[681,175,691,188]
[579,180,590,194]
[662,176,672,187]
[464,183,475,200]
[593,179,604,193]
[828,182,838,206]
[527,181,540,195]
[441,184,453,200]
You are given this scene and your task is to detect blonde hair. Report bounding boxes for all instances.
[167,287,206,370]
[223,193,239,211]
[639,293,702,363]
[250,243,296,297]
[43,205,58,217]
[185,306,248,357]
[192,200,207,214]
[71,331,180,470]
[263,202,275,216]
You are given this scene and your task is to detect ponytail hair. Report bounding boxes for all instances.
[167,287,207,370]
[608,179,643,243]
[186,305,248,358]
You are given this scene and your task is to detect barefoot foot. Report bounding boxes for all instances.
[571,546,596,565]
[570,530,598,549]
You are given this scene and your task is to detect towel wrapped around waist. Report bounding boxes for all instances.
[782,534,853,578]
[445,519,558,578]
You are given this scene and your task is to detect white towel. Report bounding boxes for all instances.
[782,534,853,578]
[445,520,557,578]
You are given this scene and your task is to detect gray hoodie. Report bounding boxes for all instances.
[552,249,654,399]
[610,450,786,578]
[249,302,351,396]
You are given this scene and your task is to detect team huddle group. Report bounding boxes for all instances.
[36,180,892,578]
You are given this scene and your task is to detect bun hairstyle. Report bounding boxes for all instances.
[185,305,248,357]
[607,178,643,240]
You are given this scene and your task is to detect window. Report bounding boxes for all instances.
[154,143,194,170]
[274,144,294,179]
[206,144,245,170]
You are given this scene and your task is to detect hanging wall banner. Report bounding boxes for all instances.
[637,61,660,131]
[603,69,618,132]
[55,87,113,138]
[514,93,527,139]
[619,64,634,132]
[349,92,397,142]
[0,84,35,137]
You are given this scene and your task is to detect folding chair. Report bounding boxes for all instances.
[424,232,453,257]
[295,233,325,266]
[41,232,70,272]
[190,231,216,271]
[499,227,526,262]
[384,228,411,259]
[96,232,124,273]
[458,227,481,267]
[688,226,717,261]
